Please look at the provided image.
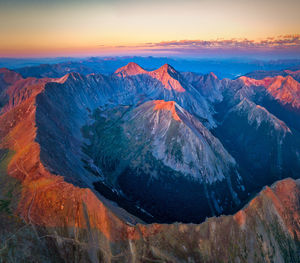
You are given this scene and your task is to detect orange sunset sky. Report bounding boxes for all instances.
[0,0,299,57]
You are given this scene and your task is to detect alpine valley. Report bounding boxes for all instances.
[0,60,300,262]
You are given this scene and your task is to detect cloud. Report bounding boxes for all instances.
[142,35,300,50]
[115,35,300,57]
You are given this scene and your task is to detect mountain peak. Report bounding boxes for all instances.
[64,72,84,82]
[234,98,291,133]
[267,75,300,109]
[157,63,176,73]
[239,75,300,109]
[114,62,185,92]
[150,65,185,92]
[154,64,179,77]
[209,72,218,79]
[115,62,146,76]
[56,73,71,84]
[153,100,181,121]
[239,76,272,87]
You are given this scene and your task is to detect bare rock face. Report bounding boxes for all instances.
[80,100,242,223]
[0,63,299,262]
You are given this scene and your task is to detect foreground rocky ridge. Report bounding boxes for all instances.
[0,64,299,262]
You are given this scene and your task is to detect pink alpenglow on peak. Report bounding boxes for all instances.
[114,62,147,76]
[153,100,181,122]
[149,64,185,92]
[239,76,274,87]
[239,75,300,109]
[209,72,218,79]
[115,62,186,93]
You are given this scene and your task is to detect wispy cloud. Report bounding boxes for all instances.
[114,35,300,57]
[143,35,300,50]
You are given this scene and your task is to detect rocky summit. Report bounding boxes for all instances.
[0,62,300,262]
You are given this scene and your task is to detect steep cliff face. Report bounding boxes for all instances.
[0,64,299,262]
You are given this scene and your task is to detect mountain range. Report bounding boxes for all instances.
[0,61,299,262]
[3,56,300,79]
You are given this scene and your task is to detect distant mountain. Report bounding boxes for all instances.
[215,73,300,131]
[244,68,300,82]
[239,75,300,110]
[8,56,300,79]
